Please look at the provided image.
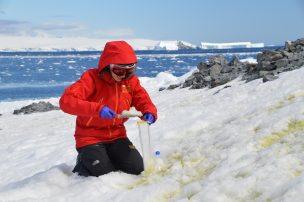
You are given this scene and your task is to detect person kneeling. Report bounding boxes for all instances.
[59,41,157,177]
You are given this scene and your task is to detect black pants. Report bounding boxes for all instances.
[73,138,144,177]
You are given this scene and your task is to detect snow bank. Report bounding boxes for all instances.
[0,67,304,201]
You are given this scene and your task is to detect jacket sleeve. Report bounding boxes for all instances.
[131,76,158,121]
[59,70,104,117]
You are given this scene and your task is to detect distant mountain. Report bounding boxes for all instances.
[0,36,159,52]
[151,40,198,50]
[200,42,264,49]
[0,35,266,52]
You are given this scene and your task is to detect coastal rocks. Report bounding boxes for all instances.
[170,55,245,89]
[165,38,304,90]
[247,38,304,80]
[13,101,60,115]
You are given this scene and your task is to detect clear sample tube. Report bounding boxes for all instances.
[137,121,154,174]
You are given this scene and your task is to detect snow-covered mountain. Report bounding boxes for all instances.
[0,66,303,201]
[200,42,264,49]
[0,36,159,52]
[151,40,198,50]
[0,36,200,51]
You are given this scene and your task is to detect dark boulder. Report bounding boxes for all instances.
[13,101,60,115]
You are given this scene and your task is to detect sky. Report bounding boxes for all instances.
[0,0,303,45]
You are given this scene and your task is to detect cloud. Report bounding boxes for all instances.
[95,28,134,37]
[0,20,84,36]
[0,19,26,25]
[34,23,84,32]
[0,19,30,35]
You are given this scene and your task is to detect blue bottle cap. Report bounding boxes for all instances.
[155,150,160,155]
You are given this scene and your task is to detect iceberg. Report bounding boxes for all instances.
[200,41,264,49]
[152,40,198,50]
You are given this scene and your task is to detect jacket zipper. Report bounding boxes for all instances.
[85,97,104,127]
[113,82,119,126]
[108,83,119,137]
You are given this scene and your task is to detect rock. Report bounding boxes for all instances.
[197,62,209,72]
[290,59,304,68]
[167,83,181,90]
[229,55,241,66]
[13,101,60,115]
[203,76,212,82]
[208,55,227,66]
[263,50,284,61]
[212,73,237,88]
[296,38,304,45]
[262,74,279,83]
[275,58,289,68]
[190,82,207,89]
[281,50,293,58]
[258,60,275,71]
[159,87,166,91]
[296,45,304,52]
[221,65,233,73]
[210,64,222,78]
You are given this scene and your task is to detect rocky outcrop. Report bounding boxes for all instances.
[13,101,60,115]
[164,38,304,90]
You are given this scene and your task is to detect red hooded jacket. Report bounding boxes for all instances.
[59,41,157,149]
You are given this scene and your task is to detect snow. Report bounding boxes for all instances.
[0,67,304,201]
[0,35,159,51]
[200,42,264,49]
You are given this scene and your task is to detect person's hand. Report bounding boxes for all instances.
[143,113,155,125]
[99,106,116,118]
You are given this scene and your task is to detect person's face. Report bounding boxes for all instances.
[110,64,136,81]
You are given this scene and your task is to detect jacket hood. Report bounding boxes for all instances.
[97,41,138,72]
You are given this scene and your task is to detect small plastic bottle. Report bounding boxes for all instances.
[154,150,162,171]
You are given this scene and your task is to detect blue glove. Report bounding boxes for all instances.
[143,113,155,125]
[99,106,116,118]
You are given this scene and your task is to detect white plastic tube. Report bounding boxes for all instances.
[137,121,154,174]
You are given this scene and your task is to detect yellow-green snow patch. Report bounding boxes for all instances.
[259,119,304,149]
[267,92,304,112]
[127,151,214,192]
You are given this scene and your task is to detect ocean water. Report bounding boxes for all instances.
[0,47,280,101]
